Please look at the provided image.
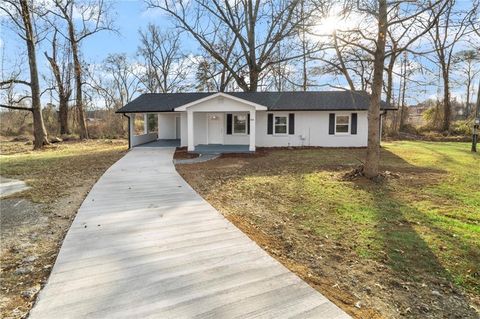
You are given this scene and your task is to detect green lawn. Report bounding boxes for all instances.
[297,142,480,290]
[177,141,479,316]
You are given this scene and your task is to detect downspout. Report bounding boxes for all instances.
[123,114,131,149]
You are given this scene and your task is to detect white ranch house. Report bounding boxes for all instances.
[116,91,394,152]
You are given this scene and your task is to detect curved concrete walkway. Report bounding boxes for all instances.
[30,145,350,319]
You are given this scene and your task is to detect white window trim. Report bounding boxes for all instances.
[273,114,289,136]
[232,113,248,135]
[335,114,350,135]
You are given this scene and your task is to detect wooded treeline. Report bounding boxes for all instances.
[1,0,479,177]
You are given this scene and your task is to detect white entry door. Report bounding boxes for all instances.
[207,113,224,144]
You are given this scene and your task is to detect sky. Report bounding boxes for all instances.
[1,1,175,69]
[0,0,478,107]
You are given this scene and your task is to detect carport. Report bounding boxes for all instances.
[123,112,181,148]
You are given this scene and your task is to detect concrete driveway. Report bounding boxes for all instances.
[30,145,350,318]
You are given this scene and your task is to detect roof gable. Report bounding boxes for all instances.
[174,93,268,111]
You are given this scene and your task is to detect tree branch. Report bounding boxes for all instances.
[0,104,33,112]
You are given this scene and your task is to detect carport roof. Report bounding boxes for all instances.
[116,91,395,113]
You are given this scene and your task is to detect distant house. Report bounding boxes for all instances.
[116,91,394,152]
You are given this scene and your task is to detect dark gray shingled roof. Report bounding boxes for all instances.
[116,91,394,113]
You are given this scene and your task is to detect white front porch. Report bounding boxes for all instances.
[185,111,255,152]
[175,93,267,152]
[126,111,255,152]
[126,93,267,152]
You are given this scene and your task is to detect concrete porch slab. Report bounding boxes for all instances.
[136,139,181,148]
[193,144,251,154]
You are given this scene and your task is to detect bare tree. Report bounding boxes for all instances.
[103,54,141,107]
[44,29,73,135]
[383,5,446,108]
[0,0,49,149]
[262,40,298,91]
[49,0,115,139]
[363,0,388,178]
[146,0,315,92]
[193,30,239,92]
[308,3,373,92]
[195,59,217,92]
[425,0,478,131]
[340,0,448,178]
[137,24,190,93]
[452,50,480,116]
[295,0,326,91]
[83,55,140,112]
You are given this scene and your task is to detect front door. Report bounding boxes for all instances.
[207,113,224,144]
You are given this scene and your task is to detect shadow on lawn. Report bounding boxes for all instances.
[178,146,479,317]
[354,177,479,317]
[239,148,477,315]
[205,147,448,179]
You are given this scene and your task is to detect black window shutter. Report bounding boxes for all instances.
[226,113,232,135]
[247,113,250,134]
[329,113,335,135]
[289,113,295,135]
[351,113,358,135]
[267,114,273,134]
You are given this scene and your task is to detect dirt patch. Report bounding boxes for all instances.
[219,148,269,158]
[0,185,93,318]
[341,166,400,181]
[0,140,127,318]
[173,147,199,160]
[0,199,46,228]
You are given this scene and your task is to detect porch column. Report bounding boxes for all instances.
[143,113,148,134]
[128,113,135,149]
[249,110,256,152]
[187,110,194,151]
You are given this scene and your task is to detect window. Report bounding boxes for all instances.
[274,115,287,134]
[233,114,247,134]
[335,115,350,134]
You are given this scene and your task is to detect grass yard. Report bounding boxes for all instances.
[0,139,127,318]
[176,141,479,319]
[0,139,128,203]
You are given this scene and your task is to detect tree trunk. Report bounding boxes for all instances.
[364,0,387,179]
[385,54,395,106]
[20,0,49,149]
[68,20,88,139]
[465,73,471,116]
[472,81,480,152]
[385,52,397,131]
[442,68,451,132]
[59,95,69,134]
[248,67,259,92]
[333,31,356,91]
[44,50,70,135]
[300,0,307,91]
[399,54,407,130]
